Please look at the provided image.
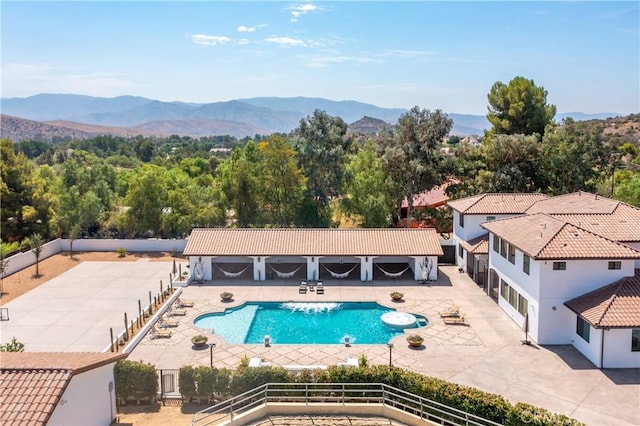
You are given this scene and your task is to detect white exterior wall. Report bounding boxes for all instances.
[453,213,521,266]
[603,329,640,368]
[537,259,634,344]
[488,239,541,341]
[569,317,602,367]
[48,363,117,426]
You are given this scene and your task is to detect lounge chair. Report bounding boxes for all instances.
[443,315,467,325]
[176,298,194,308]
[316,281,324,294]
[150,325,173,339]
[158,317,179,328]
[299,282,308,293]
[167,308,187,316]
[439,306,461,318]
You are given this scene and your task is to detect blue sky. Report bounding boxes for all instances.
[2,1,638,114]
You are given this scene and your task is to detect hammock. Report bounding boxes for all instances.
[375,264,411,278]
[270,264,303,278]
[215,264,249,278]
[323,264,358,279]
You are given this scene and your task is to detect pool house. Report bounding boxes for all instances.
[183,228,443,283]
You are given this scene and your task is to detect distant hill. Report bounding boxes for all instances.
[348,116,391,135]
[0,93,626,141]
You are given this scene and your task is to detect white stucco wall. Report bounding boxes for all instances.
[48,363,117,426]
[603,329,640,368]
[569,317,602,367]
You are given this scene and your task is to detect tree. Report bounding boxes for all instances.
[0,337,25,352]
[614,172,640,207]
[487,76,556,136]
[341,141,394,227]
[26,233,44,277]
[378,107,452,226]
[68,223,82,259]
[124,165,168,237]
[483,133,542,192]
[292,110,354,225]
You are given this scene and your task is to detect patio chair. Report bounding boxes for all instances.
[158,317,179,328]
[176,297,194,308]
[443,315,467,326]
[150,325,173,339]
[299,282,308,293]
[167,308,187,316]
[316,281,324,294]
[439,306,461,318]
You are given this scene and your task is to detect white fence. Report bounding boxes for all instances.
[3,238,187,276]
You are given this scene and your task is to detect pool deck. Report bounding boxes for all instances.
[1,262,638,425]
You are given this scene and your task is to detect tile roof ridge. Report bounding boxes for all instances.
[532,214,568,257]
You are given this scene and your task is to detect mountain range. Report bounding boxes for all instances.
[0,94,622,142]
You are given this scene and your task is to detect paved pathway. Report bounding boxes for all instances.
[2,261,638,425]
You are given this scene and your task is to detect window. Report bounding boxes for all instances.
[508,286,518,307]
[493,235,500,253]
[486,216,496,222]
[632,329,640,352]
[518,294,528,316]
[508,244,516,264]
[500,279,509,299]
[553,261,566,271]
[459,213,464,228]
[458,245,464,258]
[523,255,530,275]
[500,239,507,258]
[576,317,590,343]
[608,261,621,270]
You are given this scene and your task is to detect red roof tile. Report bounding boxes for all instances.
[0,352,127,425]
[447,193,548,215]
[482,213,640,260]
[565,270,640,328]
[460,234,489,254]
[526,191,620,215]
[183,228,444,257]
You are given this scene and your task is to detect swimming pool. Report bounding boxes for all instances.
[194,301,427,344]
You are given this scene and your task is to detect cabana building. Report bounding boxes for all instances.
[183,228,443,283]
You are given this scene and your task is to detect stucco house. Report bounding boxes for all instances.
[0,351,127,425]
[183,228,443,283]
[448,191,640,368]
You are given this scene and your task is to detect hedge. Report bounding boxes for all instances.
[118,360,582,425]
[114,360,158,405]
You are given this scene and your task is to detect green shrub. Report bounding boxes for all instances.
[179,366,197,402]
[115,360,158,404]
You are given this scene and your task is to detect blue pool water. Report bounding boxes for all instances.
[194,302,427,344]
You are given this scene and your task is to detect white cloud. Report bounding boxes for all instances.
[237,25,256,33]
[382,50,435,59]
[191,34,231,46]
[238,38,251,45]
[287,3,320,22]
[265,36,307,47]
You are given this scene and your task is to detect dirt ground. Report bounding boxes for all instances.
[113,401,199,426]
[0,251,176,305]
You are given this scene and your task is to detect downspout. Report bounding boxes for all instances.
[600,328,606,369]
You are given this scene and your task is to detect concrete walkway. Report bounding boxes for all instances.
[1,262,638,425]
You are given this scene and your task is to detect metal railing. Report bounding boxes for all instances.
[191,382,503,426]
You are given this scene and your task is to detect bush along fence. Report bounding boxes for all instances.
[114,360,583,426]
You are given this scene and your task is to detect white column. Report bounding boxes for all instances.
[251,256,267,281]
[305,256,321,281]
[358,256,376,281]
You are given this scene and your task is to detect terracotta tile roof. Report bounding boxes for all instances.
[481,213,640,260]
[565,270,640,328]
[0,352,127,425]
[447,193,548,214]
[401,187,449,208]
[526,191,620,215]
[183,228,444,257]
[553,203,640,242]
[460,234,489,255]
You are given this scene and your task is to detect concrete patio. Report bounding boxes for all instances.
[1,261,638,425]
